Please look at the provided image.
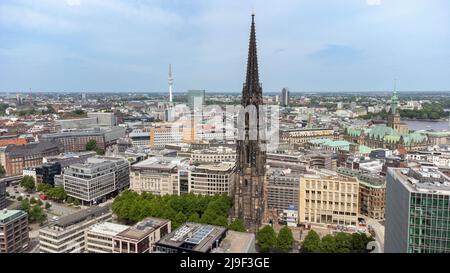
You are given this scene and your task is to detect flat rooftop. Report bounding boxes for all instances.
[157,222,227,253]
[53,206,110,228]
[194,162,235,172]
[88,222,129,237]
[212,231,256,253]
[115,217,169,241]
[132,157,187,171]
[0,209,27,224]
[392,167,450,194]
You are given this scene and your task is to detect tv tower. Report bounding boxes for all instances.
[168,64,173,103]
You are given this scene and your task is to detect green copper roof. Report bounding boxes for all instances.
[309,138,372,154]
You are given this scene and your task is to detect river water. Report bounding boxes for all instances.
[404,120,450,131]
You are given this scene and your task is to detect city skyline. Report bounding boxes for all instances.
[1,0,450,93]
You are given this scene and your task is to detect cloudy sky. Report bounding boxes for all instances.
[0,0,449,93]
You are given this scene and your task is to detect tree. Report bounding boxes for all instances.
[37,183,52,193]
[173,212,187,229]
[85,139,98,151]
[45,202,52,210]
[188,212,201,223]
[334,232,352,253]
[256,225,277,253]
[29,205,46,223]
[67,196,75,204]
[17,196,23,202]
[73,199,81,206]
[47,186,67,202]
[20,175,35,192]
[228,219,246,232]
[111,191,231,227]
[30,197,37,204]
[0,164,5,178]
[351,232,374,253]
[37,199,43,206]
[320,235,338,253]
[301,230,321,253]
[20,199,30,212]
[276,226,294,252]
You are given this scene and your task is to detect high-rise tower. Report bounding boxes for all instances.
[233,14,266,233]
[168,64,173,103]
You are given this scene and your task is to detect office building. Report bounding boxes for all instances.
[56,112,116,130]
[87,112,117,127]
[150,125,183,149]
[280,87,289,107]
[385,167,450,253]
[299,171,359,227]
[43,151,97,168]
[338,168,386,220]
[39,206,112,253]
[41,127,125,153]
[112,217,171,253]
[188,163,236,195]
[129,128,151,147]
[280,128,335,146]
[35,162,62,186]
[188,146,236,163]
[63,157,130,205]
[130,157,187,195]
[0,141,63,176]
[85,222,129,253]
[0,209,29,253]
[155,223,227,253]
[266,169,300,213]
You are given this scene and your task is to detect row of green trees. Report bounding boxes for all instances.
[256,225,294,253]
[400,102,447,120]
[112,191,236,230]
[301,230,374,253]
[361,102,448,120]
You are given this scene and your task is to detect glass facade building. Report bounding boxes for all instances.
[385,167,450,253]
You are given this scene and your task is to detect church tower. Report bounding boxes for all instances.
[387,79,401,131]
[233,14,266,233]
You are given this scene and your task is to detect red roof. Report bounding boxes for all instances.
[0,138,28,147]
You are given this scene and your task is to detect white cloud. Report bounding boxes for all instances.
[66,0,81,7]
[367,0,382,6]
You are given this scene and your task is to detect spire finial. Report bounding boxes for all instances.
[394,78,397,91]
